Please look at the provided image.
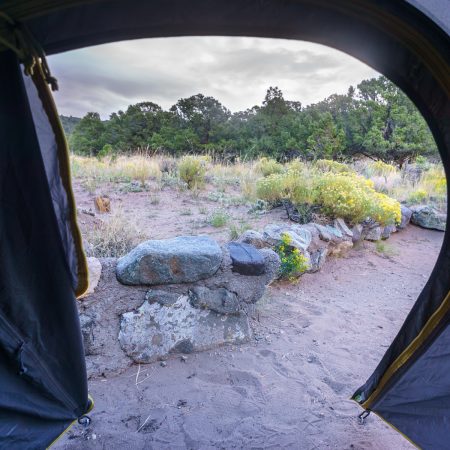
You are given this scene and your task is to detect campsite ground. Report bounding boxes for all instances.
[56,193,444,450]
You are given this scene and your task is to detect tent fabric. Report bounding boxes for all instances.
[0,50,90,448]
[0,1,448,448]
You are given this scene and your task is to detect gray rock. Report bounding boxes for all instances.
[188,286,240,314]
[365,226,382,241]
[309,248,328,272]
[227,242,265,276]
[410,205,446,231]
[116,236,222,285]
[262,224,310,252]
[146,289,180,307]
[333,218,353,239]
[381,224,397,240]
[79,314,96,356]
[118,296,251,363]
[313,223,334,242]
[351,224,364,243]
[237,230,267,249]
[398,205,413,229]
[290,225,313,248]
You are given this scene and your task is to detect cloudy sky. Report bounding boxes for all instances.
[49,36,379,119]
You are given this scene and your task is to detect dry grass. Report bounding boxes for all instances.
[71,155,447,214]
[85,208,142,257]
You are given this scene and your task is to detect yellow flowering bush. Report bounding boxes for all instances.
[317,173,401,225]
[275,233,309,280]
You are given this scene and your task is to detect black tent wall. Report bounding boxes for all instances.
[0,51,90,448]
[0,0,448,448]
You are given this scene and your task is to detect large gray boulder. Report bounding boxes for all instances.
[410,205,446,231]
[118,294,251,363]
[116,236,222,285]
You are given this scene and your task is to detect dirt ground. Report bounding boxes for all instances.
[55,218,444,449]
[73,177,294,246]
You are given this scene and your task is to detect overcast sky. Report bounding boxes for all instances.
[49,36,379,119]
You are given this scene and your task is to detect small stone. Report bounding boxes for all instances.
[160,361,167,367]
[180,355,187,362]
[237,230,267,249]
[365,226,382,241]
[333,218,353,239]
[177,399,187,408]
[398,205,413,229]
[381,224,397,240]
[351,224,364,243]
[189,286,240,314]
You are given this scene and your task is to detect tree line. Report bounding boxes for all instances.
[64,75,438,165]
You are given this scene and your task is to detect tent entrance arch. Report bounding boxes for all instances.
[0,1,448,448]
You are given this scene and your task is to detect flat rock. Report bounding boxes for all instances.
[227,242,266,276]
[146,289,180,307]
[398,205,413,229]
[116,236,222,285]
[118,296,251,363]
[410,205,446,231]
[263,224,310,252]
[188,286,240,314]
[333,218,353,239]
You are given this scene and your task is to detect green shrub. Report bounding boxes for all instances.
[209,210,229,227]
[255,157,284,177]
[97,144,113,161]
[178,155,207,189]
[408,189,428,204]
[368,160,397,177]
[275,233,309,280]
[256,173,287,203]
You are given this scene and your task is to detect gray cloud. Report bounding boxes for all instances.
[49,37,378,118]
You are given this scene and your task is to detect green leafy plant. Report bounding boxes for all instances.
[255,157,284,177]
[275,233,309,280]
[178,155,207,189]
[209,210,229,227]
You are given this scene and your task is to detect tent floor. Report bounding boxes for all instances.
[55,226,443,450]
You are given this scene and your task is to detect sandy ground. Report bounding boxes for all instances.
[55,224,444,450]
[73,178,294,245]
